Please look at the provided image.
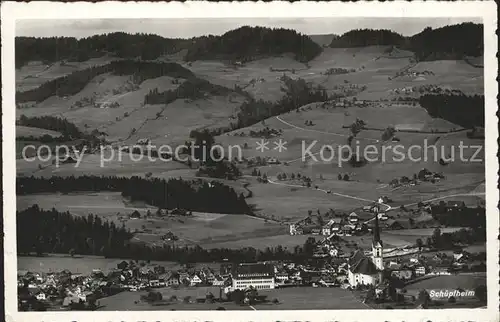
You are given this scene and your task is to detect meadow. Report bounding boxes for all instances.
[97,285,368,311]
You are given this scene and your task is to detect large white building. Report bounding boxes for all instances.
[229,263,275,292]
[348,206,384,287]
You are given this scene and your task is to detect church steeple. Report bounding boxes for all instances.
[372,207,382,247]
[371,204,384,271]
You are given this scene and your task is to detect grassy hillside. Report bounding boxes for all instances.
[16,60,194,103]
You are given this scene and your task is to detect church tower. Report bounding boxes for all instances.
[371,205,384,271]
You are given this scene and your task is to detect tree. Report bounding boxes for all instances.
[117,260,128,270]
[448,296,456,303]
[416,238,423,250]
[432,228,442,248]
[343,174,350,181]
[426,237,433,248]
[338,174,342,180]
[303,237,317,255]
[365,286,376,303]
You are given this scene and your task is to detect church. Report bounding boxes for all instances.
[347,205,384,287]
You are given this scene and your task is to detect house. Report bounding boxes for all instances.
[32,289,46,301]
[377,212,388,221]
[200,267,215,284]
[137,138,150,145]
[275,271,290,284]
[446,201,465,209]
[212,275,225,286]
[230,263,275,292]
[322,226,332,236]
[167,273,180,286]
[409,257,420,265]
[178,271,191,284]
[453,251,469,262]
[190,274,203,286]
[289,224,301,235]
[267,157,280,164]
[311,228,321,235]
[149,280,160,288]
[348,212,359,223]
[390,269,414,280]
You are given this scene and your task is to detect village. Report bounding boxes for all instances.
[18,201,486,311]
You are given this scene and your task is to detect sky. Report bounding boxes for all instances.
[16,17,482,39]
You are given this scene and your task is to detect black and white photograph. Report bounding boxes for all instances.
[2,1,498,321]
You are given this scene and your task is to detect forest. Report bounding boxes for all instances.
[234,75,329,129]
[329,29,405,48]
[143,77,236,105]
[17,175,251,214]
[184,26,323,62]
[16,60,194,103]
[329,23,483,61]
[16,27,322,68]
[17,205,318,263]
[419,93,484,128]
[17,115,83,139]
[15,32,191,68]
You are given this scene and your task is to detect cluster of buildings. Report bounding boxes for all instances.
[289,202,390,238]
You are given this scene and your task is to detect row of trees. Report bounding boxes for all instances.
[17,205,320,262]
[419,93,484,128]
[16,60,194,103]
[17,175,251,214]
[329,23,483,61]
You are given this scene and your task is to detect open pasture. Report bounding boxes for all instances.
[246,180,376,221]
[344,228,462,249]
[18,254,180,275]
[16,152,192,178]
[98,286,367,311]
[404,273,486,298]
[126,95,246,147]
[16,190,285,247]
[16,55,114,92]
[16,125,62,138]
[203,233,313,250]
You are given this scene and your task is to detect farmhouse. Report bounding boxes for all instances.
[229,263,275,292]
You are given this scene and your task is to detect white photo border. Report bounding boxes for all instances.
[2,1,498,321]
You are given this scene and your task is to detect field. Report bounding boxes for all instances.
[404,273,486,305]
[97,286,368,311]
[16,125,62,138]
[17,191,286,247]
[18,254,180,275]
